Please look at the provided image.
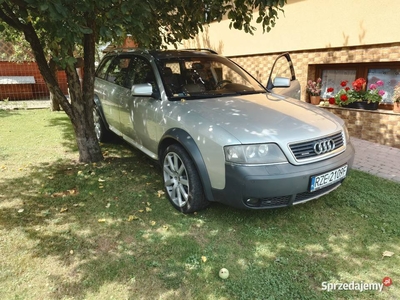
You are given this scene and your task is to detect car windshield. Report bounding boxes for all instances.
[156,55,266,100]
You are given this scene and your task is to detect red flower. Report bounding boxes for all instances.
[327,87,334,93]
[352,78,366,92]
[345,87,350,91]
[328,97,335,104]
[340,94,348,101]
[340,81,348,87]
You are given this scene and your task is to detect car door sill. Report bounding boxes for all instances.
[109,125,158,160]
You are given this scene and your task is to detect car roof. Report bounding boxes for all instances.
[104,48,219,60]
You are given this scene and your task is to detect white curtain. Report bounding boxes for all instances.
[321,70,356,99]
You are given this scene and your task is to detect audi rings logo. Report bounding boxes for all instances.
[314,139,335,155]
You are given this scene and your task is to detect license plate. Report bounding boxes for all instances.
[310,165,348,192]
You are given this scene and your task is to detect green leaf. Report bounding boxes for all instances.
[65,56,77,67]
[54,2,66,16]
[39,4,48,11]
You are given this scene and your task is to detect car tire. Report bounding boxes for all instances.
[93,107,110,142]
[162,144,209,213]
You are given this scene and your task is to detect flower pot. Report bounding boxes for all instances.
[310,96,321,105]
[378,103,394,110]
[345,101,378,110]
[394,102,400,113]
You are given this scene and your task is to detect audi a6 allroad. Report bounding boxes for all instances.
[93,49,355,213]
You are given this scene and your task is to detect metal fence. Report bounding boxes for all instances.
[0,61,68,101]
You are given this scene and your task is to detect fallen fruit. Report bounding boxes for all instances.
[219,268,229,279]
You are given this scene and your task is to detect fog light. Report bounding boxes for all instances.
[245,198,259,207]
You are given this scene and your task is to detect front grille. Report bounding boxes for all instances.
[260,196,291,207]
[289,131,344,161]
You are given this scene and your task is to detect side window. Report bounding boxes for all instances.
[270,55,294,81]
[129,57,156,85]
[96,57,113,79]
[106,56,131,87]
[126,56,158,94]
[267,53,300,99]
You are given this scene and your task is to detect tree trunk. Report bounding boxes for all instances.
[50,92,61,111]
[49,58,61,111]
[69,16,104,163]
[65,62,103,162]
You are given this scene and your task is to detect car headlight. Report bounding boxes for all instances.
[343,126,350,145]
[224,144,287,164]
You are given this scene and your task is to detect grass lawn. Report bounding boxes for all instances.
[0,109,399,300]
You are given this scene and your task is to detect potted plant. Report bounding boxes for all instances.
[331,78,385,110]
[392,83,400,113]
[306,78,322,105]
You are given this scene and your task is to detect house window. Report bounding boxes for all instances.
[367,69,400,103]
[321,69,356,99]
[315,62,400,103]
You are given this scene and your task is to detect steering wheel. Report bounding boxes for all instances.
[216,80,232,90]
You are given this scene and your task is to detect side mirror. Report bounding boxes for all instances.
[131,83,153,96]
[272,77,291,88]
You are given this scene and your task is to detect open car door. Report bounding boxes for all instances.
[266,52,301,100]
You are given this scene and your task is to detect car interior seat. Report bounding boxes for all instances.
[162,67,182,95]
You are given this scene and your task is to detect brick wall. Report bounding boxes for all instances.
[321,106,400,148]
[0,61,68,100]
[230,42,400,102]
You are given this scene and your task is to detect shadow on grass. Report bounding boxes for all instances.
[46,112,78,153]
[45,111,125,155]
[0,108,22,118]
[0,141,399,299]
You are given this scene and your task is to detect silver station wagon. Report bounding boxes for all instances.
[93,49,355,213]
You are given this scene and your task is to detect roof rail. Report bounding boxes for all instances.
[185,48,218,54]
[107,47,149,54]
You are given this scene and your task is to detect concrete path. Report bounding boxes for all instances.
[351,137,400,183]
[0,100,50,110]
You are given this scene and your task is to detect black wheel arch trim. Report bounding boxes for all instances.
[93,95,109,130]
[159,128,214,202]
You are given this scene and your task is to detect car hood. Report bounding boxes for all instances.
[180,93,343,145]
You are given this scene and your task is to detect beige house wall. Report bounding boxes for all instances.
[182,0,400,56]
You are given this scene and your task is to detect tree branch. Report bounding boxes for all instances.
[0,2,24,30]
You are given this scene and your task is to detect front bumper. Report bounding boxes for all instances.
[211,142,355,209]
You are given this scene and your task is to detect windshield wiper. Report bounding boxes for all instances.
[169,91,236,100]
[168,90,265,101]
[234,90,266,95]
